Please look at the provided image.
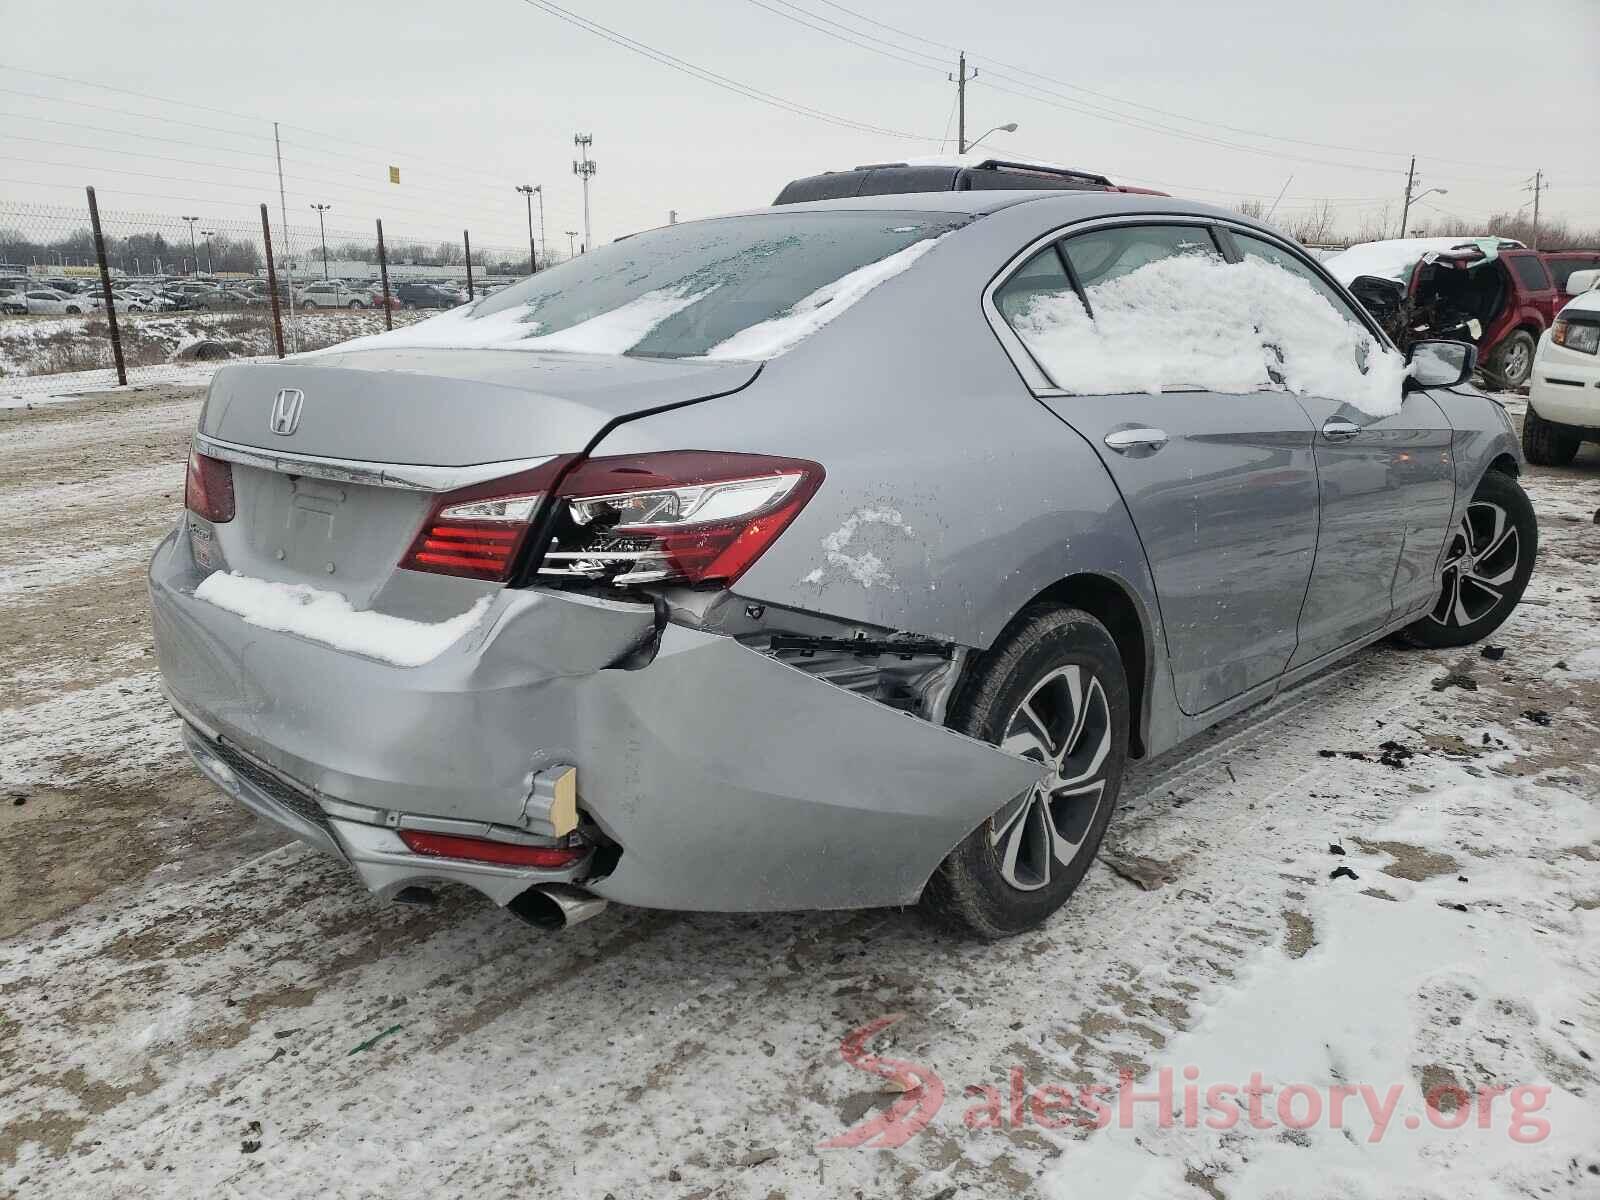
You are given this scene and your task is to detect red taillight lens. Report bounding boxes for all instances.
[398,457,572,582]
[184,451,235,523]
[398,829,585,868]
[543,451,825,587]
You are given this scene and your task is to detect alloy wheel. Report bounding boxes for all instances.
[1503,341,1531,383]
[989,664,1113,891]
[1429,500,1520,628]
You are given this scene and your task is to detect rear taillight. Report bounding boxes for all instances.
[184,451,235,523]
[398,830,585,868]
[399,451,824,589]
[398,458,571,582]
[541,451,825,587]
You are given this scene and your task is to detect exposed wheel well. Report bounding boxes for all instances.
[1488,452,1519,478]
[1024,573,1151,758]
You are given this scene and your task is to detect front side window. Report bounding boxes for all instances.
[1232,231,1368,326]
[995,223,1404,414]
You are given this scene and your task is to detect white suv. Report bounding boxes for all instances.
[295,281,369,309]
[1524,269,1600,465]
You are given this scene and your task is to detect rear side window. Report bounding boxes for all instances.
[1061,224,1219,288]
[993,246,1074,327]
[1508,255,1552,290]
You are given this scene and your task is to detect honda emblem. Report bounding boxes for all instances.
[269,388,305,436]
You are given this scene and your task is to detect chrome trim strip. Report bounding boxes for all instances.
[193,432,555,492]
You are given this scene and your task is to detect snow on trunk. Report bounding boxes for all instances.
[1010,255,1408,417]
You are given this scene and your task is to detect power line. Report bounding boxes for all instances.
[785,0,1550,176]
[514,0,937,141]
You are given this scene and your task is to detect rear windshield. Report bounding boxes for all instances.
[472,210,966,359]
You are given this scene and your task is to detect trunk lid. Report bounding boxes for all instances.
[194,349,759,611]
[201,348,758,463]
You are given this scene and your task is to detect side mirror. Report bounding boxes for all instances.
[1406,339,1476,390]
[1565,268,1600,295]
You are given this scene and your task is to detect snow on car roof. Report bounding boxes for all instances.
[1324,235,1524,285]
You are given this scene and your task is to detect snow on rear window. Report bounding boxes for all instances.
[317,211,963,361]
[1007,255,1407,416]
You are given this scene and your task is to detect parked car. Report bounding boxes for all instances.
[393,281,464,309]
[1542,251,1600,302]
[20,288,92,315]
[1,290,27,315]
[774,156,1169,204]
[152,192,1533,939]
[1523,268,1600,465]
[1328,236,1561,389]
[296,280,370,309]
[163,282,226,310]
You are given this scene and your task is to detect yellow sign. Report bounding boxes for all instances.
[388,166,400,184]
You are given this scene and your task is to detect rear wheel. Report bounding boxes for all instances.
[919,605,1129,939]
[1486,330,1536,390]
[1521,407,1582,466]
[349,300,365,309]
[302,299,318,309]
[1399,470,1536,649]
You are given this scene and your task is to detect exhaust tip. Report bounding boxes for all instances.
[508,883,607,930]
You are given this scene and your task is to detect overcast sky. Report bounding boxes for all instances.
[4,0,1597,255]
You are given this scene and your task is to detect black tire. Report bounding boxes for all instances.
[919,604,1129,939]
[1399,470,1537,649]
[302,299,318,309]
[65,306,80,315]
[1521,407,1581,467]
[1485,330,1536,390]
[349,300,365,309]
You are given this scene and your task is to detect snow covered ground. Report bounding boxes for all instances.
[0,384,1597,1199]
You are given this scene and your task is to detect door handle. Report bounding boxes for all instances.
[1103,427,1169,454]
[1322,418,1361,442]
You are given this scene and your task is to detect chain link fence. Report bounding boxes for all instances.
[0,191,531,401]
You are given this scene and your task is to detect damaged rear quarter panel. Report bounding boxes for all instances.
[591,200,1169,662]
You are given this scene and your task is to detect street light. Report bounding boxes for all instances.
[310,203,332,280]
[201,230,216,276]
[181,215,199,277]
[967,121,1018,152]
[515,185,541,272]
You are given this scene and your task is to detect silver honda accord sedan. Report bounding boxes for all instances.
[150,190,1534,938]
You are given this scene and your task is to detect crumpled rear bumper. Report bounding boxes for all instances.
[150,528,1039,912]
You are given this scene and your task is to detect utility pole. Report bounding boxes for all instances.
[950,51,977,154]
[201,229,215,275]
[311,203,332,279]
[573,133,596,252]
[1525,170,1546,249]
[181,215,199,277]
[565,230,578,260]
[1399,156,1416,238]
[515,185,539,272]
[274,121,298,352]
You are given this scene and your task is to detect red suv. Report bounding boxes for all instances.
[1337,239,1563,389]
